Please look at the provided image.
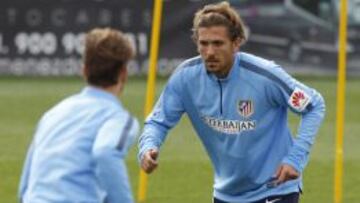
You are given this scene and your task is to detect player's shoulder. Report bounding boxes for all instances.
[45,91,119,117]
[179,55,203,69]
[238,52,286,83]
[173,55,203,75]
[238,52,275,70]
[168,56,203,84]
[38,94,77,123]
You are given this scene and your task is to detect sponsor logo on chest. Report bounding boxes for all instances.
[202,116,256,134]
[201,98,256,134]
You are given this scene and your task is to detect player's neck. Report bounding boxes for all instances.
[215,62,233,78]
[103,83,122,97]
[103,72,126,97]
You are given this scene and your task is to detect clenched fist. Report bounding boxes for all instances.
[141,149,159,174]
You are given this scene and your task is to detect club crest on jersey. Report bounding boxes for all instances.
[288,87,311,112]
[238,100,254,118]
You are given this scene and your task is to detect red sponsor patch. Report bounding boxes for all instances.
[288,87,311,112]
[291,91,305,107]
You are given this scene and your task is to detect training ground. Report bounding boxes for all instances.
[0,76,359,203]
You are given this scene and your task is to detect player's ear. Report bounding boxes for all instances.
[232,37,241,52]
[120,65,128,78]
[81,66,88,79]
[116,65,128,94]
[196,40,201,54]
[118,65,128,88]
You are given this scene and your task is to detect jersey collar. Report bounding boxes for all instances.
[206,53,240,82]
[81,86,122,106]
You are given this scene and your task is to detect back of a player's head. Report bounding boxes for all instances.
[83,28,135,87]
[192,1,246,42]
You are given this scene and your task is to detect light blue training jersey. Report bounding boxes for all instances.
[139,52,325,202]
[19,86,139,203]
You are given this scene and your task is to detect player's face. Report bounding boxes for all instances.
[197,26,240,77]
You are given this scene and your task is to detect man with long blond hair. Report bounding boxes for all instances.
[139,2,325,203]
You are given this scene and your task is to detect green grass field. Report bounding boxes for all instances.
[0,76,359,203]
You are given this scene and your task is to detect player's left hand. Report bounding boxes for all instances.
[271,164,299,186]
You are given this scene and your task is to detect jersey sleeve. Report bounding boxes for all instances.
[18,141,34,202]
[18,117,45,202]
[92,113,139,203]
[265,64,326,173]
[138,69,185,162]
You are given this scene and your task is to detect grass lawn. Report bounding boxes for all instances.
[0,76,359,202]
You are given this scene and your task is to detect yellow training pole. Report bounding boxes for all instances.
[138,0,163,202]
[334,0,348,203]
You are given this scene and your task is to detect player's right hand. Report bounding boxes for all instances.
[268,164,299,187]
[141,149,159,174]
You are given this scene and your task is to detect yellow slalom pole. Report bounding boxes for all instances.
[138,0,163,202]
[334,0,348,203]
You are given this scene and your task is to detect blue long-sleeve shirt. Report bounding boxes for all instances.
[138,52,325,202]
[19,86,139,203]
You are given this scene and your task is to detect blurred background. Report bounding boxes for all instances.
[0,0,359,202]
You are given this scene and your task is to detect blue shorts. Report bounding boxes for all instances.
[213,192,299,203]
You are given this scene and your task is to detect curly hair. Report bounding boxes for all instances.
[192,1,246,42]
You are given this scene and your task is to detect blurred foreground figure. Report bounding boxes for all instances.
[139,2,325,203]
[19,28,138,203]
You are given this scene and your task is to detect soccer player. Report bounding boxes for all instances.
[19,28,138,203]
[138,2,325,203]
